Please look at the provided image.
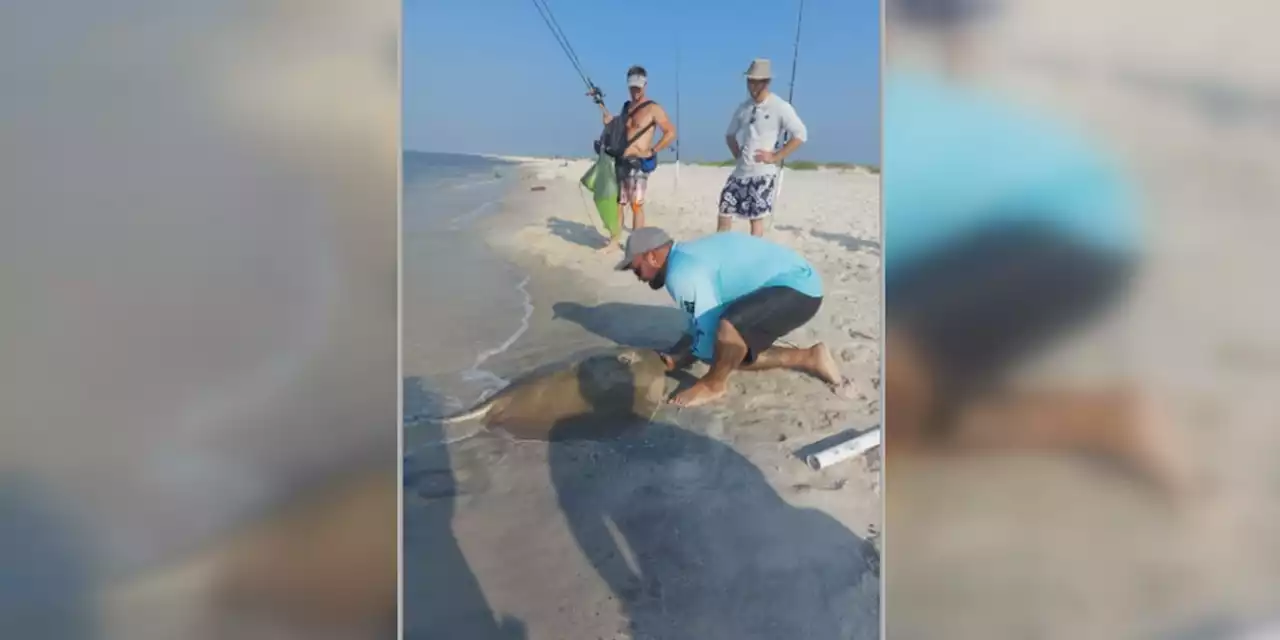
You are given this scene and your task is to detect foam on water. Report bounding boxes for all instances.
[447,199,498,230]
[460,275,533,397]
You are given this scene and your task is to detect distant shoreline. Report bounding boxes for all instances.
[404,149,879,173]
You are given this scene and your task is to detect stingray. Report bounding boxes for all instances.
[420,347,669,442]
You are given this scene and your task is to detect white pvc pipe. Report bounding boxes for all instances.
[806,428,881,470]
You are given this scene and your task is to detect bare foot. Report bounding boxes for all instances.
[669,380,727,407]
[1113,392,1194,503]
[595,237,621,254]
[808,343,847,387]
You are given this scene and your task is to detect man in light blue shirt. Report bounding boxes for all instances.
[615,228,851,407]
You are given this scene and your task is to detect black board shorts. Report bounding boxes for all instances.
[720,286,823,364]
[887,223,1135,402]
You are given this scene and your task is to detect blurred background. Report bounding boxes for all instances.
[1,1,398,638]
[884,1,1280,639]
[8,0,1280,638]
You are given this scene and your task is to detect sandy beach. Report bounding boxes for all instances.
[403,157,882,639]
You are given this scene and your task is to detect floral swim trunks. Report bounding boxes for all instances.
[718,174,779,220]
[615,160,649,206]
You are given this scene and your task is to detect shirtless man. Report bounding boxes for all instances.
[591,65,677,251]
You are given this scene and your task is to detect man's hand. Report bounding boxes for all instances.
[661,335,695,372]
[657,351,678,372]
[753,149,778,164]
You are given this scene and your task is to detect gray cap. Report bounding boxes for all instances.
[614,227,673,270]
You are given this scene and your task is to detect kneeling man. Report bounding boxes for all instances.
[615,227,851,406]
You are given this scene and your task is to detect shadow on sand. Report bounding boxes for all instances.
[547,217,606,250]
[402,378,527,640]
[551,301,687,351]
[777,225,881,256]
[546,355,881,639]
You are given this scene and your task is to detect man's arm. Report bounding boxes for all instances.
[650,105,677,155]
[587,88,613,124]
[770,135,804,164]
[724,110,742,159]
[662,334,696,371]
[756,103,808,164]
[725,135,742,160]
[662,262,722,369]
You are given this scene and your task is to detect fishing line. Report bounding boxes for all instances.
[774,0,807,213]
[529,0,601,96]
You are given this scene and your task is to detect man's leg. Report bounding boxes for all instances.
[717,178,739,233]
[884,225,1185,495]
[746,176,776,237]
[631,173,647,229]
[883,328,940,455]
[945,387,1188,496]
[669,287,839,406]
[739,341,845,387]
[886,324,1187,496]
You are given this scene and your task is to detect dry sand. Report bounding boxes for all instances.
[403,158,882,640]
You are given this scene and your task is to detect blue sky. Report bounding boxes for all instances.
[404,0,880,164]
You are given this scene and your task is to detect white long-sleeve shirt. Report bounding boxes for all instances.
[725,92,808,179]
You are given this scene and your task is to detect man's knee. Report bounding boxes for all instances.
[716,318,744,344]
[630,201,643,214]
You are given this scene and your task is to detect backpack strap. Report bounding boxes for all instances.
[624,100,658,145]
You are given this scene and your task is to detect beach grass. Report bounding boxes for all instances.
[692,159,879,173]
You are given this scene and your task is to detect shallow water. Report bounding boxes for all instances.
[401,153,531,416]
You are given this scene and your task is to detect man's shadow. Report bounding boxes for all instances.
[776,225,881,256]
[402,378,526,640]
[547,217,607,250]
[546,357,881,639]
[552,301,687,351]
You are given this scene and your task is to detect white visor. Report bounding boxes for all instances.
[627,74,647,88]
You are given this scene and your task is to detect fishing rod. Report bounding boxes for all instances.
[675,28,682,191]
[786,0,805,105]
[775,0,806,205]
[529,0,604,100]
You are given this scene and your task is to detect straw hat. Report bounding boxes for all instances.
[744,58,773,80]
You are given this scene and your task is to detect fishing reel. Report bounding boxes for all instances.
[587,84,605,105]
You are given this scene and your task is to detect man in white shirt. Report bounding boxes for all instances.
[719,58,809,237]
